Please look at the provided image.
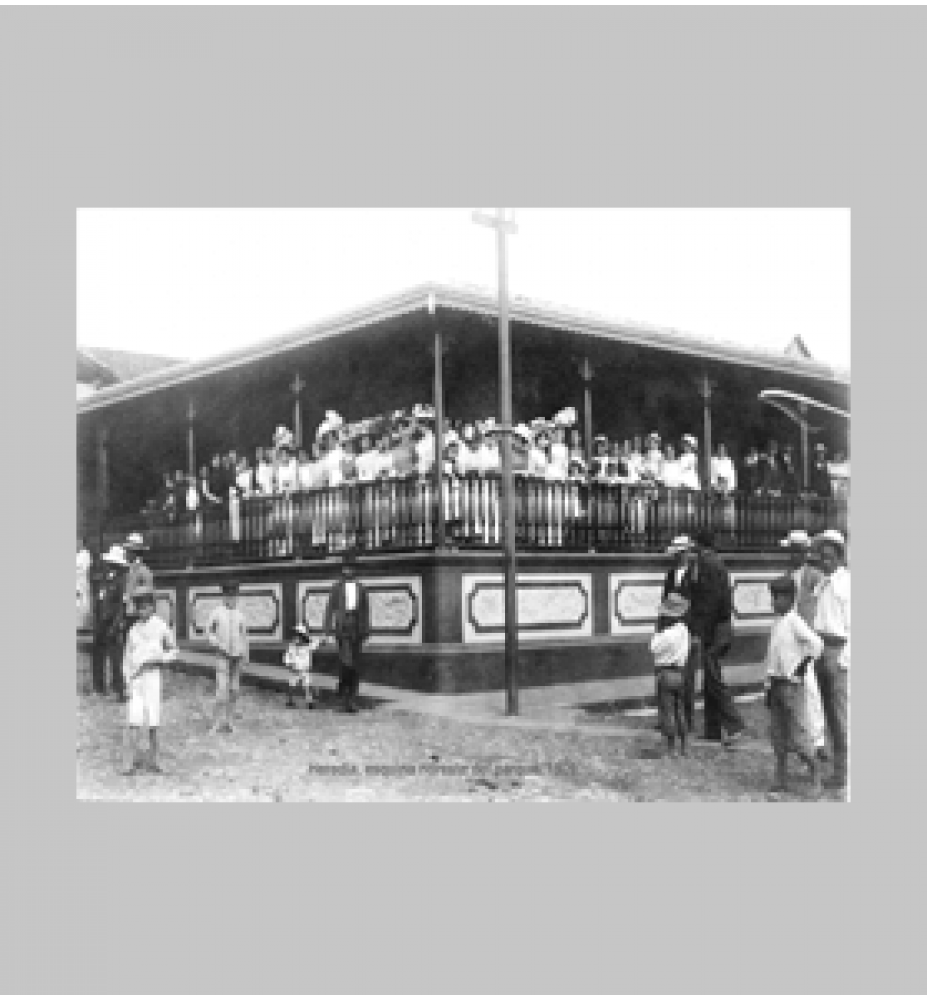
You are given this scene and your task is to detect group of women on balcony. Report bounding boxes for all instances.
[141,401,844,534]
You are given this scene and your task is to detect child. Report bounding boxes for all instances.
[764,575,824,799]
[650,593,691,758]
[120,585,178,775]
[206,581,249,733]
[284,625,320,709]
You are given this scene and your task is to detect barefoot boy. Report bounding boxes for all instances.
[206,581,249,733]
[121,585,178,774]
[764,575,824,799]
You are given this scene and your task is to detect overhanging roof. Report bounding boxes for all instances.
[76,282,850,416]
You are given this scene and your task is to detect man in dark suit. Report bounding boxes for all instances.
[92,545,130,698]
[662,535,700,730]
[688,529,745,745]
[323,551,371,713]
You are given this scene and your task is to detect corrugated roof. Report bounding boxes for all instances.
[76,283,850,416]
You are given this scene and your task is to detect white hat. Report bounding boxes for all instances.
[780,529,811,548]
[444,428,460,446]
[462,424,475,442]
[666,535,693,556]
[124,531,148,550]
[647,431,661,443]
[553,406,577,428]
[682,434,698,450]
[815,529,846,549]
[292,624,310,640]
[101,544,129,567]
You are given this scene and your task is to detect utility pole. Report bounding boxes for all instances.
[473,208,519,716]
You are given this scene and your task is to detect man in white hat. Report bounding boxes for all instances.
[123,533,154,619]
[812,529,851,792]
[92,545,130,698]
[780,529,828,759]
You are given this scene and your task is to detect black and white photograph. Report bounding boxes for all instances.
[76,208,851,803]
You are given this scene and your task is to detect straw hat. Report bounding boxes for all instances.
[682,434,698,450]
[666,535,693,556]
[132,583,156,605]
[657,593,689,618]
[101,544,129,568]
[124,532,149,551]
[779,529,811,549]
[815,528,846,550]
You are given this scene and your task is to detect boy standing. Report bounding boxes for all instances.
[764,575,824,799]
[121,585,178,775]
[650,593,692,758]
[206,581,249,733]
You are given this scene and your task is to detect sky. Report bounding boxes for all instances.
[76,208,850,370]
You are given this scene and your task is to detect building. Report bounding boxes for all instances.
[75,283,849,693]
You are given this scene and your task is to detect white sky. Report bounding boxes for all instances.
[77,208,850,369]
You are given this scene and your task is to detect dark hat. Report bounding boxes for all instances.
[221,580,240,595]
[694,528,716,550]
[769,575,797,597]
[657,593,689,618]
[132,584,157,605]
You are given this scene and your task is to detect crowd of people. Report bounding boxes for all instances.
[138,403,846,529]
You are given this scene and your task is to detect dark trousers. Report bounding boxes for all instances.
[701,644,744,740]
[683,638,701,731]
[92,632,124,695]
[336,614,364,702]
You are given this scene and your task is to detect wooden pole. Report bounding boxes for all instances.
[497,218,518,717]
[433,326,446,549]
[474,208,519,716]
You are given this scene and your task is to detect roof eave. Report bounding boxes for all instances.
[76,281,849,418]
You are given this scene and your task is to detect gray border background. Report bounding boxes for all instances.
[1,6,919,995]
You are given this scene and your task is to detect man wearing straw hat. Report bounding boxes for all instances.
[811,529,851,793]
[780,528,828,759]
[123,532,154,640]
[91,544,130,698]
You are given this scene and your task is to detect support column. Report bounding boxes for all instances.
[96,424,109,551]
[433,325,446,549]
[799,401,809,491]
[187,400,197,479]
[581,356,594,466]
[697,375,716,490]
[291,373,306,449]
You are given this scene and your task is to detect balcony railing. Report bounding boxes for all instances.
[94,476,849,569]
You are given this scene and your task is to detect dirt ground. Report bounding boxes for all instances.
[76,673,846,802]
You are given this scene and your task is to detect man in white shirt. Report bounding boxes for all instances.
[812,529,851,792]
[255,446,276,495]
[710,442,737,492]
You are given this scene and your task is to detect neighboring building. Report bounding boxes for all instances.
[76,345,184,534]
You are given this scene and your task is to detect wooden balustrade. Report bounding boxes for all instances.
[100,476,849,569]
